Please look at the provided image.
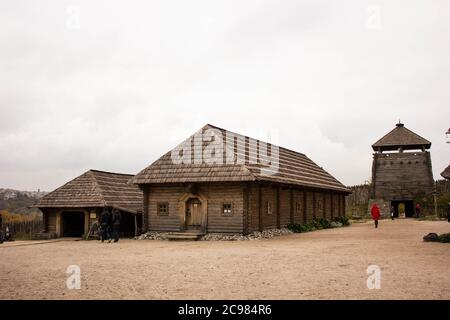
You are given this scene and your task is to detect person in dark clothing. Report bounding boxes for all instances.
[390,205,395,220]
[111,208,121,243]
[100,208,112,243]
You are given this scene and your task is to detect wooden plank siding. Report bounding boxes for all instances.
[261,186,277,229]
[279,188,291,227]
[147,183,244,233]
[292,189,303,224]
[306,192,314,222]
[144,182,349,234]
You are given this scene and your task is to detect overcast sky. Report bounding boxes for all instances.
[1,0,449,191]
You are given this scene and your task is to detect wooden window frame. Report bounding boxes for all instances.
[157,202,169,216]
[266,201,273,215]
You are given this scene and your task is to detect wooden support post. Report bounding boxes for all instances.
[243,184,250,235]
[84,210,89,239]
[258,184,263,232]
[276,187,281,229]
[313,192,317,219]
[143,186,149,232]
[323,193,326,219]
[290,189,294,224]
[331,193,334,219]
[55,210,61,237]
[303,191,307,223]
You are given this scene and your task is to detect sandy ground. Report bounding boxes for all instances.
[0,219,449,300]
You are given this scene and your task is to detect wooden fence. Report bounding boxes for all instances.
[2,219,44,238]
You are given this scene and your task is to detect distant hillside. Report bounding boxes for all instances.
[0,188,48,214]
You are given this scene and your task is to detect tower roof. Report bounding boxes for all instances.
[372,122,431,151]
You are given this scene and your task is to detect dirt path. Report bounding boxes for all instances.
[0,219,449,300]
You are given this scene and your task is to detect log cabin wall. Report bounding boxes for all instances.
[279,188,291,227]
[146,183,245,233]
[246,183,347,233]
[315,192,324,219]
[371,151,434,200]
[306,192,314,221]
[260,186,277,230]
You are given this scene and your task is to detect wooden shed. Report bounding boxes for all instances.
[371,122,434,217]
[35,170,143,238]
[130,124,350,235]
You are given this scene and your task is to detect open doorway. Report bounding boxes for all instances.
[62,211,85,237]
[119,212,142,237]
[391,200,415,218]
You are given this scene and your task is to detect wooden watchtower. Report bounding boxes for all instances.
[370,122,434,217]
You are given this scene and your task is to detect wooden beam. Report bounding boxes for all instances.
[303,191,307,223]
[290,188,294,224]
[276,186,281,229]
[143,186,149,232]
[258,184,263,232]
[243,183,249,235]
[330,193,334,219]
[313,192,317,220]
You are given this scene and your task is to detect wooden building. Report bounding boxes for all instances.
[36,170,143,238]
[130,124,350,235]
[370,122,434,217]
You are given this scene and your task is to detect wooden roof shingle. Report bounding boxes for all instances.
[36,170,143,213]
[372,123,431,151]
[131,124,350,193]
[441,165,450,180]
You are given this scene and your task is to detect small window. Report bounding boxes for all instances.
[222,203,233,216]
[157,202,169,216]
[266,201,272,215]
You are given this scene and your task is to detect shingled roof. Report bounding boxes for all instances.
[36,170,143,213]
[372,123,431,151]
[130,124,350,193]
[441,165,450,180]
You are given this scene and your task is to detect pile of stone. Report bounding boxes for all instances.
[200,228,293,241]
[136,228,293,241]
[136,232,169,240]
[330,221,343,228]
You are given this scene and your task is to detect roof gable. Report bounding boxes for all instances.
[131,124,349,192]
[372,123,431,151]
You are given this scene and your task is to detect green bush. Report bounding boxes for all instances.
[438,233,450,243]
[333,216,350,226]
[287,217,349,234]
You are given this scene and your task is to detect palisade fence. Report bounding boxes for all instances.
[2,219,44,239]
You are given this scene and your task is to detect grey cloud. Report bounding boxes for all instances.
[0,0,449,191]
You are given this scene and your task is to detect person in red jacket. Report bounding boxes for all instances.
[371,203,381,228]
